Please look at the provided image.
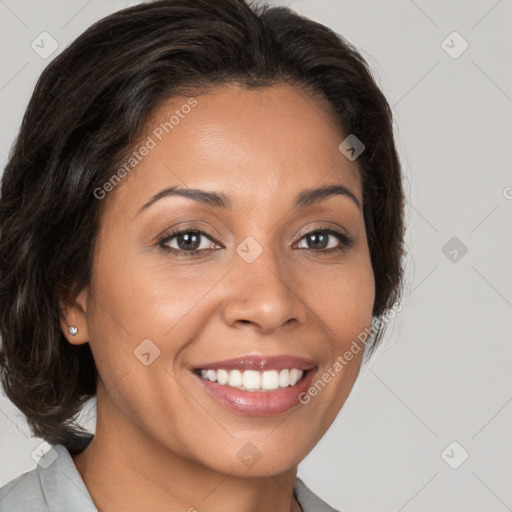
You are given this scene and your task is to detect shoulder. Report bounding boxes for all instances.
[294,477,340,512]
[0,443,97,512]
[0,467,49,512]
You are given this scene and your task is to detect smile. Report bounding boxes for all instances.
[192,355,317,416]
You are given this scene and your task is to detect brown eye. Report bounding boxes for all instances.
[173,231,202,251]
[159,228,220,256]
[296,228,354,252]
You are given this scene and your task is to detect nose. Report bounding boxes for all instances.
[220,242,309,335]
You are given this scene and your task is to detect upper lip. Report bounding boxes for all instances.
[194,355,316,372]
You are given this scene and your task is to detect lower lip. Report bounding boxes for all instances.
[194,369,316,416]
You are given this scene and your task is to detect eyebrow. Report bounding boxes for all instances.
[137,183,361,214]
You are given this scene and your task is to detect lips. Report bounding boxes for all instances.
[193,368,316,416]
[193,354,316,372]
[191,354,318,416]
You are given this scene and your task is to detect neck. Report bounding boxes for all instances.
[72,396,302,512]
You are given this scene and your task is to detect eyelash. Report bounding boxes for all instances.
[157,225,354,257]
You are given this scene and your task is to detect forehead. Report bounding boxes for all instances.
[103,83,362,217]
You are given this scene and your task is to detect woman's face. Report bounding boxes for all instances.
[71,83,375,476]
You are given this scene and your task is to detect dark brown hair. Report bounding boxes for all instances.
[0,0,405,453]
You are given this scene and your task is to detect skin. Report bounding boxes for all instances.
[60,83,375,512]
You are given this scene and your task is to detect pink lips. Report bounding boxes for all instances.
[194,354,316,372]
[192,354,317,416]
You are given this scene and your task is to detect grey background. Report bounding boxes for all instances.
[1,1,511,511]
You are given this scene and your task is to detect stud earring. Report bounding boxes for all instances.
[67,326,78,336]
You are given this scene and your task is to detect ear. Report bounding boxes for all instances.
[58,285,90,346]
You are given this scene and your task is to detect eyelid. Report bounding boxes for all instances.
[157,225,223,249]
[156,222,223,244]
[294,222,351,242]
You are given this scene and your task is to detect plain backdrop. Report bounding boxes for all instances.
[1,1,511,511]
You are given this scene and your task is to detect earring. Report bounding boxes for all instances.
[67,326,78,336]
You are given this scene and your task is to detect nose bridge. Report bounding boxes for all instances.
[220,233,307,333]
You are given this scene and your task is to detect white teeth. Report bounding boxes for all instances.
[228,369,243,387]
[289,368,302,386]
[261,370,279,390]
[279,369,290,388]
[199,368,305,391]
[216,369,229,385]
[242,370,261,390]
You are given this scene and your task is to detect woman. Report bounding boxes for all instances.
[0,0,405,510]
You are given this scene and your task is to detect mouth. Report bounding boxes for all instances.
[191,355,317,416]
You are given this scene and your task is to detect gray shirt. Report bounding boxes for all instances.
[0,443,339,512]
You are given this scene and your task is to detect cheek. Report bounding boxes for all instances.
[88,244,207,337]
[84,247,230,395]
[282,258,374,452]
[308,256,375,345]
